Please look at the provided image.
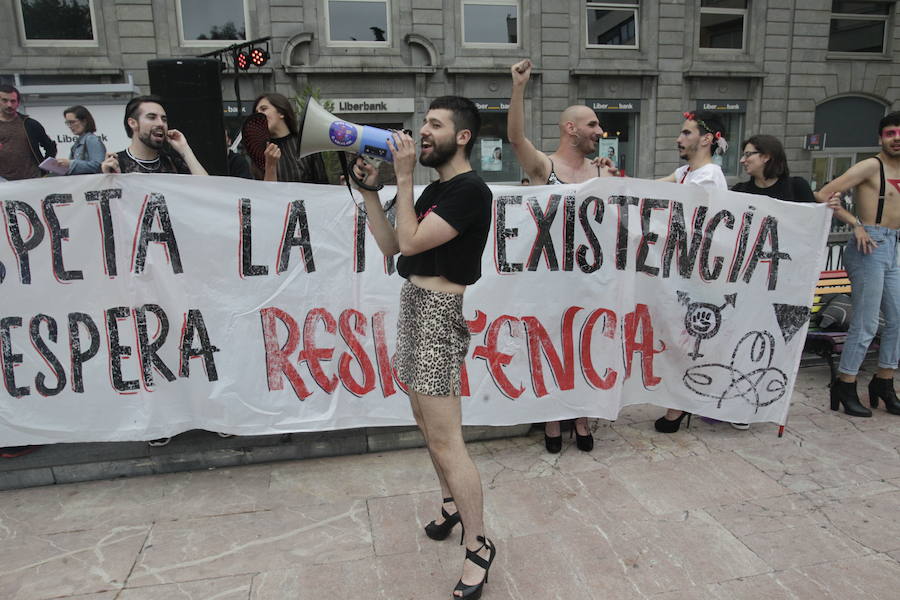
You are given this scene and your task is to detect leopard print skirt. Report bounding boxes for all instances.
[394,280,470,397]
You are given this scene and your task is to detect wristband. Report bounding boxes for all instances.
[854,218,863,227]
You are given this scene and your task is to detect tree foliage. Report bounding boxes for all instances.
[21,0,93,40]
[196,21,245,41]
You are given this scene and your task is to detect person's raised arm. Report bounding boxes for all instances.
[166,129,208,175]
[508,59,551,184]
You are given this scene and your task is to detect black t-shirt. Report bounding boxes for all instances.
[397,171,493,286]
[116,149,189,174]
[731,176,815,202]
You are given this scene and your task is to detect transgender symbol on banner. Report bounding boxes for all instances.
[677,291,737,359]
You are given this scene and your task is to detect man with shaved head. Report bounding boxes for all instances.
[508,59,616,185]
[507,59,615,454]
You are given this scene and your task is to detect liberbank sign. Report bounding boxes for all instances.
[326,98,415,114]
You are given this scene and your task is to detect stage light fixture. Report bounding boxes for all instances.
[235,51,250,70]
[249,47,269,67]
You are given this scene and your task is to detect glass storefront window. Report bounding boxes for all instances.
[585,1,639,48]
[328,0,390,45]
[473,113,520,183]
[699,0,747,50]
[178,0,247,44]
[18,0,96,45]
[595,111,638,177]
[462,1,519,46]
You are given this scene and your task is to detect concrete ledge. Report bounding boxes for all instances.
[0,424,533,491]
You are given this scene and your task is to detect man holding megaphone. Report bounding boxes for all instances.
[354,96,497,600]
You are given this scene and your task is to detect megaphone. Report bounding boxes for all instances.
[298,97,398,162]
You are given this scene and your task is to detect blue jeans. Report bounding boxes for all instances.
[838,225,900,376]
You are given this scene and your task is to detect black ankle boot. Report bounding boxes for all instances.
[830,380,872,417]
[868,377,900,415]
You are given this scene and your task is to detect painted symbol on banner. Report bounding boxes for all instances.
[683,331,788,413]
[329,121,358,147]
[677,291,736,359]
[772,303,811,343]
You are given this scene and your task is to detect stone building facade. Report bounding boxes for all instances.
[3,0,898,185]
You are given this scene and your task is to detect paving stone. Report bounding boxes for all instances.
[128,501,373,586]
[609,452,789,515]
[0,525,149,600]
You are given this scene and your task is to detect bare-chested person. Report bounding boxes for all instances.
[816,111,900,418]
[507,58,616,454]
[508,58,616,186]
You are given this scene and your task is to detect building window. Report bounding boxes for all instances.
[178,0,248,46]
[327,0,390,45]
[17,0,97,46]
[585,1,639,48]
[828,1,891,53]
[462,1,519,46]
[699,0,747,50]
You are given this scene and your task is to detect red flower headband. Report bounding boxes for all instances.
[683,112,728,154]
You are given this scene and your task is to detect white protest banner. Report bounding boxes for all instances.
[0,174,830,444]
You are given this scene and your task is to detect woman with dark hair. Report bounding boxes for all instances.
[732,134,815,202]
[251,93,327,183]
[57,105,106,174]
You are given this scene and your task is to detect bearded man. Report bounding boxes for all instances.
[101,95,207,175]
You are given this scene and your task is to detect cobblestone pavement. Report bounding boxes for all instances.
[1,364,899,599]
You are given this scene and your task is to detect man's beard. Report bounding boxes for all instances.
[139,128,166,151]
[575,133,597,156]
[678,141,697,160]
[419,136,456,167]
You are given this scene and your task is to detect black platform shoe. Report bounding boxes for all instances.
[654,411,692,433]
[572,419,594,452]
[424,497,462,541]
[544,422,562,453]
[453,536,496,600]
[868,377,900,415]
[830,379,872,417]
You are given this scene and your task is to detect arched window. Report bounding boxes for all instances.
[814,96,886,148]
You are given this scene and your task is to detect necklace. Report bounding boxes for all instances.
[126,148,161,172]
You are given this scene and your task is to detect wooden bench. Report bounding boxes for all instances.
[804,270,857,383]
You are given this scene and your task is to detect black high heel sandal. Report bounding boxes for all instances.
[571,418,594,452]
[654,411,692,433]
[424,497,462,541]
[453,536,496,600]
